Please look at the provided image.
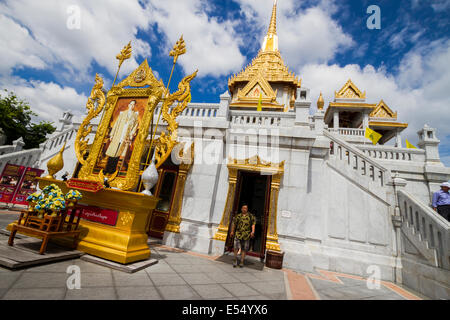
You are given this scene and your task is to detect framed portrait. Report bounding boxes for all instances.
[94,97,148,177]
[75,60,165,191]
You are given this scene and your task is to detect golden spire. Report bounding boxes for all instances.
[268,0,278,35]
[317,92,324,110]
[262,0,279,52]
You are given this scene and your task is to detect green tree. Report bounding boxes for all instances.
[0,89,56,149]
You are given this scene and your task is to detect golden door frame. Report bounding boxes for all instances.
[213,156,284,252]
[163,142,195,233]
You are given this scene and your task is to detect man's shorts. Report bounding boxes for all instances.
[234,237,250,252]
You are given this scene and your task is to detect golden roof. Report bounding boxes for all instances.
[335,79,366,99]
[228,0,301,92]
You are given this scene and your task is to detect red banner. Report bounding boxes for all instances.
[0,164,25,203]
[12,167,44,205]
[73,204,119,226]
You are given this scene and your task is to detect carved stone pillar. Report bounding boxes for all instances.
[165,142,194,233]
[213,168,238,241]
[165,163,191,233]
[266,173,282,252]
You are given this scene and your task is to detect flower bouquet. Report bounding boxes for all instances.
[65,189,83,208]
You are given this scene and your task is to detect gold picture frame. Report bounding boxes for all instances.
[76,60,165,191]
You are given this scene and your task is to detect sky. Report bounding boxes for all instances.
[0,0,449,165]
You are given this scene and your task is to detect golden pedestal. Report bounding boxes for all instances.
[24,178,159,264]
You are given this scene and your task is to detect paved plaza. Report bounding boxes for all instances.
[0,210,426,300]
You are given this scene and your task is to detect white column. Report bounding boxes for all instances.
[395,130,402,148]
[333,111,339,129]
[362,112,369,129]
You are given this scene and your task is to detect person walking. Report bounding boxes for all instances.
[432,182,450,221]
[230,204,256,268]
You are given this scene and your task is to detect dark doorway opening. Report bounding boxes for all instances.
[225,171,271,259]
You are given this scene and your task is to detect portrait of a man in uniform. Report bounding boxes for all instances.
[103,100,140,174]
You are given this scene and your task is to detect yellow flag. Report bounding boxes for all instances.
[405,139,416,149]
[365,127,382,145]
[257,93,262,111]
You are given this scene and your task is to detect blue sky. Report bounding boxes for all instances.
[0,0,449,164]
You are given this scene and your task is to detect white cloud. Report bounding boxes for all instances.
[1,77,88,123]
[236,0,354,68]
[301,39,450,164]
[147,0,246,77]
[0,0,152,81]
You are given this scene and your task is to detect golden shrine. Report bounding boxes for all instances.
[8,37,197,264]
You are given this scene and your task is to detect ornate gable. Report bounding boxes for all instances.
[335,79,366,99]
[370,100,397,119]
[237,71,277,103]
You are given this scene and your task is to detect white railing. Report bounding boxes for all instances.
[40,127,77,159]
[153,103,220,120]
[329,128,366,137]
[230,110,295,128]
[358,145,426,163]
[0,145,17,156]
[325,130,390,191]
[0,149,42,173]
[398,190,450,270]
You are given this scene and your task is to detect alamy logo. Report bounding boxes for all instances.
[366,265,381,290]
[367,5,381,30]
[66,265,81,289]
[66,5,81,30]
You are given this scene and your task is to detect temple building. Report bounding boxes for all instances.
[2,1,449,299]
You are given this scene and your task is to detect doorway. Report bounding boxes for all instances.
[225,171,271,259]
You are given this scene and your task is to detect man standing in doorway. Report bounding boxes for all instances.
[432,182,450,221]
[230,204,256,268]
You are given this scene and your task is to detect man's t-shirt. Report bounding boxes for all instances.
[232,212,256,240]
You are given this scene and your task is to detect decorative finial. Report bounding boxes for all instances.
[112,41,132,87]
[169,35,187,65]
[268,0,278,35]
[45,142,66,179]
[317,92,324,110]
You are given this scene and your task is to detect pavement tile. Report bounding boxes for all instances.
[116,286,162,300]
[149,273,187,286]
[80,272,114,287]
[3,288,66,300]
[12,272,68,289]
[158,285,201,300]
[163,258,192,265]
[171,264,204,273]
[145,261,177,274]
[196,265,226,273]
[221,283,260,297]
[24,260,79,273]
[361,294,405,300]
[75,261,113,273]
[204,272,241,284]
[238,295,271,300]
[230,272,261,283]
[308,278,344,290]
[0,288,7,298]
[112,271,153,287]
[317,288,352,300]
[65,287,116,300]
[179,273,216,285]
[191,284,234,299]
[251,271,284,281]
[0,272,21,289]
[247,280,286,296]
